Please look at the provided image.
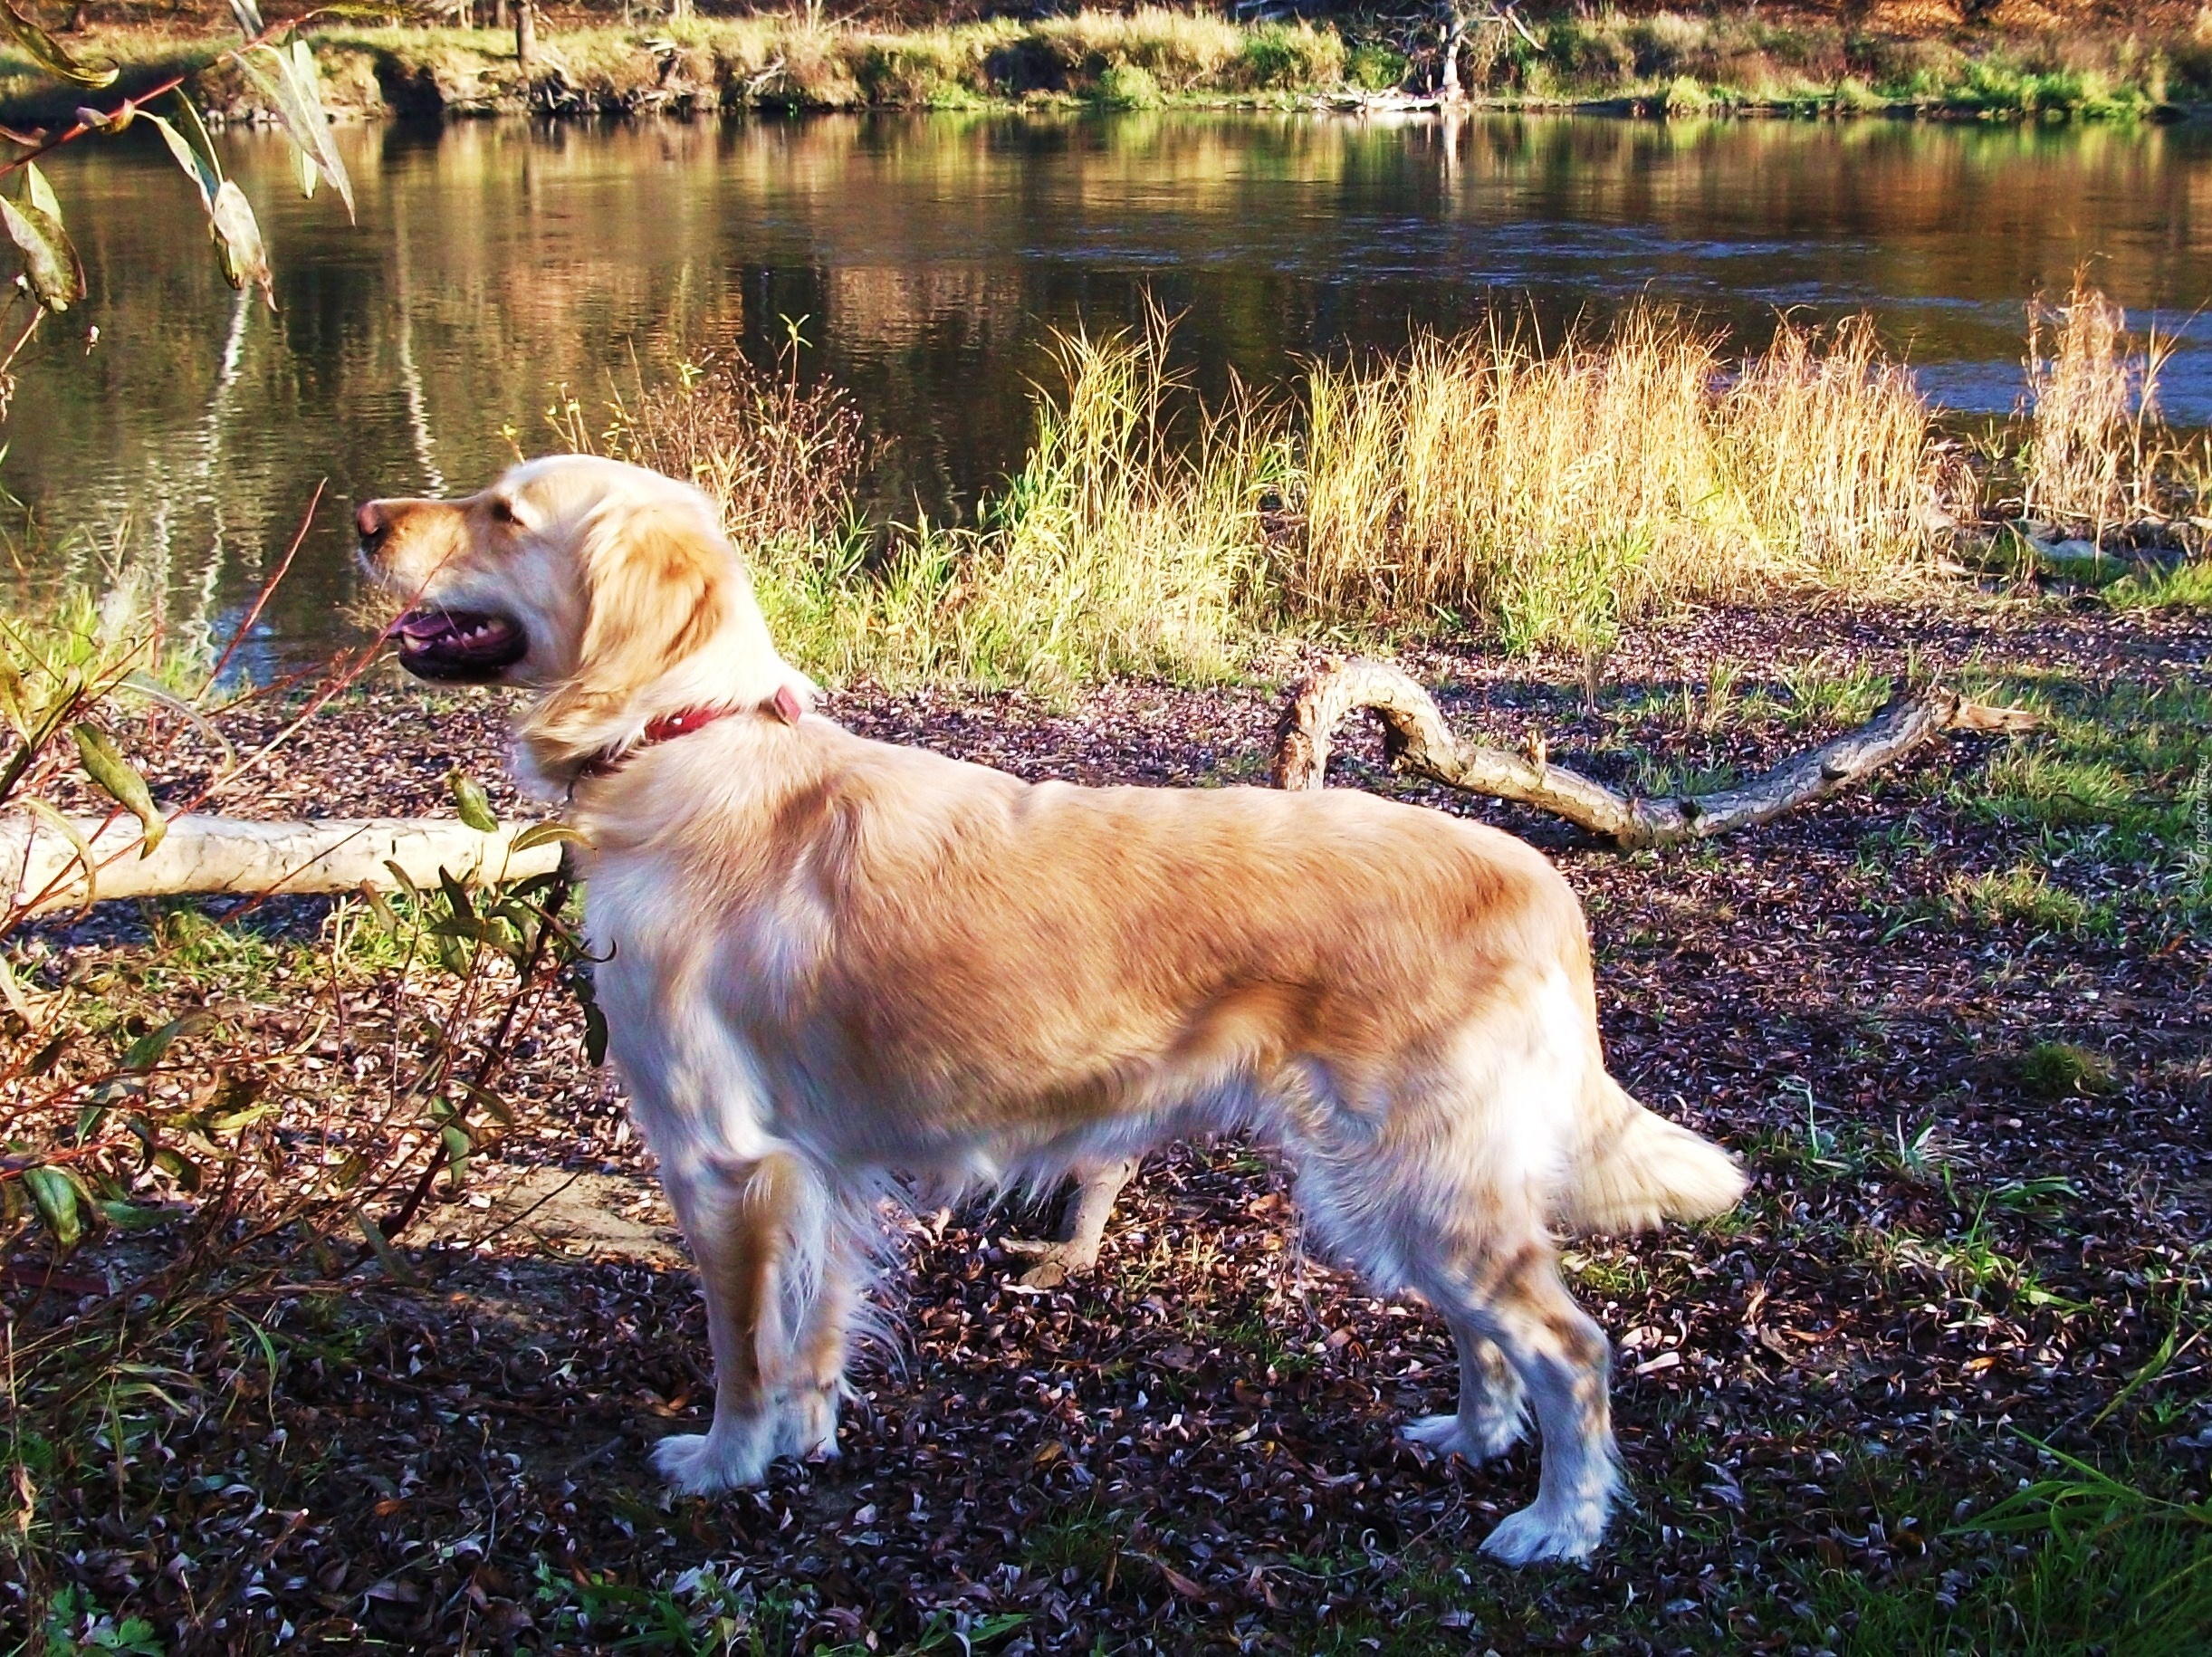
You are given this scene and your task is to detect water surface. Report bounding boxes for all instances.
[15,110,2212,670]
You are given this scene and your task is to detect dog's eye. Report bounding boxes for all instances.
[488,498,517,525]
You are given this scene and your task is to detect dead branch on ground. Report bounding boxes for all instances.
[1272,656,2037,848]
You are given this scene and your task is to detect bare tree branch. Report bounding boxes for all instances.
[1272,656,2037,848]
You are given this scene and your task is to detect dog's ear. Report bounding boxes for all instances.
[577,501,729,696]
[528,496,731,770]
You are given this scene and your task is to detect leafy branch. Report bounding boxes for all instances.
[0,0,357,407]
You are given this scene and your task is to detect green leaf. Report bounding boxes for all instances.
[24,1029,67,1077]
[24,160,62,224]
[72,722,165,855]
[75,98,134,132]
[453,1078,514,1126]
[510,820,589,854]
[0,953,50,1023]
[207,1098,277,1135]
[439,1123,471,1188]
[237,40,355,221]
[22,796,97,910]
[381,858,422,903]
[0,647,26,733]
[149,1145,201,1192]
[0,188,81,313]
[98,1199,171,1232]
[581,997,608,1066]
[436,864,477,926]
[144,110,218,210]
[356,878,399,933]
[434,931,471,979]
[120,670,237,771]
[446,767,498,833]
[24,1164,87,1247]
[0,0,117,88]
[209,179,273,309]
[120,1010,213,1072]
[350,1204,421,1287]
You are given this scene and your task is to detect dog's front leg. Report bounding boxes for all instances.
[653,1150,821,1495]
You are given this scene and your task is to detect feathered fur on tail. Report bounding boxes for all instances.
[1562,1070,1747,1235]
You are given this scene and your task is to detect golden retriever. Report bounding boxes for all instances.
[356,455,1745,1565]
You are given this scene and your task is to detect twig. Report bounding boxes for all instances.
[198,479,324,699]
[0,17,292,184]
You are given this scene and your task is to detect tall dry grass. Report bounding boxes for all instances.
[2024,276,2183,534]
[771,321,1278,688]
[1293,309,1942,656]
[594,303,1954,687]
[587,353,873,549]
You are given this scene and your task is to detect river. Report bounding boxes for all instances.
[12,110,2210,671]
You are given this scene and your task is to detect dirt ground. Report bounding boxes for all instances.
[7,593,2210,1654]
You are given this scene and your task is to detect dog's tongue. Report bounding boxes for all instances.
[391,610,458,643]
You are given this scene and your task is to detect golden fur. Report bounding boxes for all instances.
[358,455,1745,1564]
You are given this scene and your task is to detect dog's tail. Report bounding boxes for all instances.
[1560,1068,1747,1235]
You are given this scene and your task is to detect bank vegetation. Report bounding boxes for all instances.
[551,279,2200,692]
[2,4,2204,123]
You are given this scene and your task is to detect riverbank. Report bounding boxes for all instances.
[0,5,2202,126]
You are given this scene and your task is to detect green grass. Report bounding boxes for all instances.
[2015,1040,2116,1100]
[1090,61,1164,110]
[1943,863,2104,935]
[1023,1498,1128,1580]
[2111,559,2212,611]
[1955,58,2157,120]
[1946,671,2212,915]
[1808,1449,2212,1657]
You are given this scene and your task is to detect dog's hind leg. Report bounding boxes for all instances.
[1411,1239,1617,1565]
[1297,1036,1615,1561]
[652,1149,827,1495]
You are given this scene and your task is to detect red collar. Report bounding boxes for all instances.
[573,704,741,787]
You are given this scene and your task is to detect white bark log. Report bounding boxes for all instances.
[2,815,564,918]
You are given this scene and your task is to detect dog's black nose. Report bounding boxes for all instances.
[356,500,389,554]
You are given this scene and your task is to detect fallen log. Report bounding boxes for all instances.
[1272,656,2037,848]
[2,814,565,918]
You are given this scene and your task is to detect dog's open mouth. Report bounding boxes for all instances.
[387,608,528,683]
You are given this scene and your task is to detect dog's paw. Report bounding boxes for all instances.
[652,1424,774,1496]
[1479,1499,1607,1566]
[1402,1410,1526,1463]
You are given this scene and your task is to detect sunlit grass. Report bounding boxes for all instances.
[601,303,1954,689]
[2022,274,2197,535]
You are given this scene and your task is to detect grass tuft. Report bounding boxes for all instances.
[584,302,1956,686]
[2023,274,2189,535]
[2016,1040,2116,1100]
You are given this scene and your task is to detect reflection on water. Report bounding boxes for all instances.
[13,110,2211,670]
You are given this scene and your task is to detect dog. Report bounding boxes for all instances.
[357,454,1746,1565]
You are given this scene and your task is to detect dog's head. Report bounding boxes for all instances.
[358,455,811,787]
